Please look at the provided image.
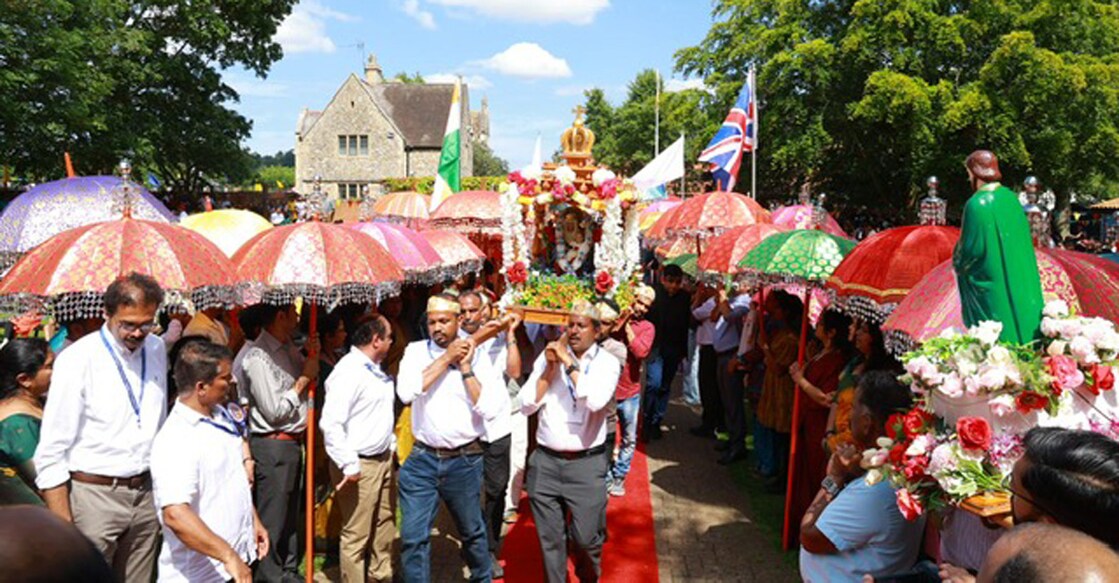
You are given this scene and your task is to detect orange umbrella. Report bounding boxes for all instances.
[372,191,431,228]
[665,190,771,239]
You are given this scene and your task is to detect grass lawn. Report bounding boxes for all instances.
[728,437,801,572]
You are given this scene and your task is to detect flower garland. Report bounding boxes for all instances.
[622,204,641,280]
[499,182,529,307]
[594,196,625,295]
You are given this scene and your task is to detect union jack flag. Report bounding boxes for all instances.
[698,69,756,191]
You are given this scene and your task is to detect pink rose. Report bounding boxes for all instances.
[1047,354,1085,394]
[896,488,924,522]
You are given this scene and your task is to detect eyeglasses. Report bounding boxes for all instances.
[116,321,157,334]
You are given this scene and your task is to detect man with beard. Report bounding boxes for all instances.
[518,300,622,582]
[396,295,503,582]
[457,290,523,578]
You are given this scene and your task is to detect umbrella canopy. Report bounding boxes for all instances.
[882,247,1119,355]
[429,190,502,234]
[180,209,273,257]
[826,225,960,321]
[0,176,174,267]
[643,204,683,245]
[738,229,857,285]
[419,229,486,276]
[655,237,700,261]
[664,253,697,279]
[697,223,789,282]
[232,221,404,307]
[348,222,444,283]
[371,191,431,227]
[0,217,241,319]
[665,191,771,239]
[641,197,682,215]
[771,204,849,238]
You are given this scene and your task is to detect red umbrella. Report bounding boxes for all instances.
[882,247,1119,355]
[0,217,241,319]
[771,204,848,238]
[826,225,960,321]
[419,229,486,276]
[665,191,772,239]
[371,191,431,229]
[429,190,502,235]
[642,204,683,245]
[348,222,444,284]
[696,223,789,281]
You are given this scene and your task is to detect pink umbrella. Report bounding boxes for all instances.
[419,229,486,277]
[428,190,502,235]
[772,204,849,238]
[349,222,444,284]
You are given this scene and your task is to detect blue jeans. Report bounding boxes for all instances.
[611,395,641,482]
[682,330,701,404]
[398,446,491,582]
[643,348,685,427]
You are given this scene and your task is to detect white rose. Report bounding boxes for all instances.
[988,394,1016,417]
[862,448,888,468]
[865,469,885,486]
[1058,319,1085,339]
[906,434,936,456]
[905,356,938,381]
[1041,317,1062,338]
[554,165,576,184]
[970,321,1003,347]
[876,436,895,449]
[1047,340,1068,357]
[1043,300,1070,319]
[939,373,965,398]
[977,364,1008,391]
[987,345,1012,365]
[591,168,615,187]
[1069,336,1100,364]
[928,443,958,475]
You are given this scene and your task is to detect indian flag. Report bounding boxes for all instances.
[430,79,462,211]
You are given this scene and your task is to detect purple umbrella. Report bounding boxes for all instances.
[0,176,174,267]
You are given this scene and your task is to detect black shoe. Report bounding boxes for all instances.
[491,553,504,579]
[689,425,715,438]
[714,441,730,452]
[718,449,749,465]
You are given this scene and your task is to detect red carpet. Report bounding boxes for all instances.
[499,442,659,582]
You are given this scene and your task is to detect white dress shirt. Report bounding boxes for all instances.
[241,330,307,434]
[518,345,621,452]
[35,324,168,489]
[321,347,396,476]
[231,339,253,401]
[693,298,717,346]
[151,403,256,583]
[397,339,503,449]
[461,331,513,443]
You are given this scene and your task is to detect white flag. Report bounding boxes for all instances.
[632,135,685,195]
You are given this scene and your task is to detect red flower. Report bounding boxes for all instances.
[1089,364,1115,395]
[903,408,933,439]
[1047,354,1085,394]
[1015,391,1048,414]
[594,270,614,295]
[896,488,925,521]
[506,261,528,285]
[888,442,908,467]
[903,455,929,481]
[508,171,523,184]
[956,417,992,452]
[885,413,906,442]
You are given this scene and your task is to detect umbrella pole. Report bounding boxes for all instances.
[781,290,812,551]
[305,304,318,583]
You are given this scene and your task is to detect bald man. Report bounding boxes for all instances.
[977,523,1119,583]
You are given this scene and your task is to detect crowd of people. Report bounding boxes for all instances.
[0,259,1117,583]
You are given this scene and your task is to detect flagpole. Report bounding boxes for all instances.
[655,69,661,156]
[751,65,758,199]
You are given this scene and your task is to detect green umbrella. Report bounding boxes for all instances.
[737,228,856,283]
[664,252,698,278]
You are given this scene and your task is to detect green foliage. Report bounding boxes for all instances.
[471,140,509,176]
[0,0,296,193]
[251,149,295,168]
[255,165,294,188]
[382,176,507,194]
[674,0,1119,216]
[392,71,425,84]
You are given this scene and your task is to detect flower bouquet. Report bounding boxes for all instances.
[509,269,637,325]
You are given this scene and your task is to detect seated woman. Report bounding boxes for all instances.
[0,338,54,506]
[799,371,926,582]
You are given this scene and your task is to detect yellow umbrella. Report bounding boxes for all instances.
[180,209,273,257]
[640,210,666,232]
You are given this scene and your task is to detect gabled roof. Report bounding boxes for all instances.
[361,81,470,149]
[296,110,322,136]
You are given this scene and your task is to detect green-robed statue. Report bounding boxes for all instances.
[953,150,1045,344]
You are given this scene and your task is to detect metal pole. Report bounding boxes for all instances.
[751,66,758,199]
[655,69,661,156]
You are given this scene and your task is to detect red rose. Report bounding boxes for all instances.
[888,442,908,467]
[594,270,614,295]
[1089,364,1115,395]
[896,488,925,522]
[506,261,528,285]
[903,455,929,481]
[1015,391,1048,414]
[508,171,523,184]
[956,417,992,452]
[903,408,933,439]
[885,413,906,442]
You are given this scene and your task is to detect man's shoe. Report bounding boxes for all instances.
[718,449,749,465]
[491,553,505,579]
[608,479,626,497]
[764,475,787,494]
[649,424,663,440]
[503,509,518,524]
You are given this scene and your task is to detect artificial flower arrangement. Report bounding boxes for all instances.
[509,269,636,313]
[862,301,1119,521]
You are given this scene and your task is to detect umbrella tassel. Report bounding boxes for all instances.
[781,290,812,550]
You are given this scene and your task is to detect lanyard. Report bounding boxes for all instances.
[562,345,598,408]
[199,404,246,438]
[99,329,146,427]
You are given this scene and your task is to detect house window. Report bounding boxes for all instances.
[338,183,363,200]
[337,135,369,157]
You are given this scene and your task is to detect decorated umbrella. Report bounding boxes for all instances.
[429,190,502,235]
[883,247,1119,355]
[665,190,772,240]
[738,229,857,550]
[642,204,683,245]
[696,223,789,282]
[771,204,849,238]
[0,175,174,268]
[180,209,273,257]
[419,229,486,277]
[638,197,683,232]
[371,191,431,228]
[826,225,960,322]
[348,221,444,283]
[654,236,697,261]
[233,221,405,583]
[663,252,697,279]
[0,217,241,319]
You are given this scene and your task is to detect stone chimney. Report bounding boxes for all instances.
[364,53,384,84]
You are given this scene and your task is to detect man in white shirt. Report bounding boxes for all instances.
[396,295,503,582]
[241,303,319,583]
[34,273,169,582]
[151,340,268,583]
[458,291,522,579]
[321,316,396,583]
[518,300,622,583]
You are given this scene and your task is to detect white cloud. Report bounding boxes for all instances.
[275,1,358,54]
[425,73,493,90]
[477,43,572,79]
[225,73,289,98]
[665,77,710,93]
[402,0,437,29]
[428,0,609,25]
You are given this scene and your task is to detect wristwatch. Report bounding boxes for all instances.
[821,475,844,500]
[564,363,578,377]
[461,370,476,380]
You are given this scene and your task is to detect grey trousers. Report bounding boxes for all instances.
[70,479,160,583]
[526,448,608,583]
[250,436,303,583]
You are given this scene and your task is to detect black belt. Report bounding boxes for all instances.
[414,439,483,458]
[358,450,391,461]
[538,444,607,460]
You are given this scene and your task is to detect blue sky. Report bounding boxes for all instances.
[228,0,715,170]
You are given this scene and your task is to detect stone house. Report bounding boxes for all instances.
[294,54,489,200]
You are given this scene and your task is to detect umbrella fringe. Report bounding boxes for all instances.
[251,281,402,312]
[828,293,895,324]
[884,329,917,359]
[0,285,247,321]
[427,218,502,235]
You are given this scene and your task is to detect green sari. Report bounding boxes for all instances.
[0,413,43,506]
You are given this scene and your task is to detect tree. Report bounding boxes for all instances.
[0,1,296,193]
[252,149,295,167]
[392,71,425,84]
[256,165,295,189]
[472,140,508,176]
[675,0,1119,219]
